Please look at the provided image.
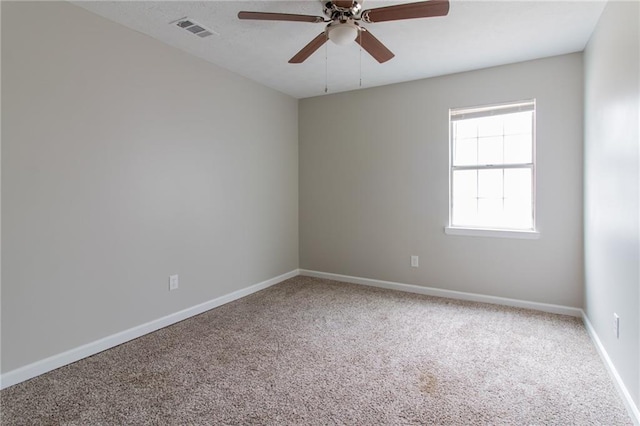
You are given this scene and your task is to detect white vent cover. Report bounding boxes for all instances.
[171,17,218,38]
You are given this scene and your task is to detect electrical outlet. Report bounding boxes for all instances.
[613,313,619,338]
[411,256,419,268]
[169,274,179,291]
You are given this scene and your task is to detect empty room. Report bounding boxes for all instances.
[1,0,638,424]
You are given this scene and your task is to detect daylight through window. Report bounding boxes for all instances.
[449,100,536,231]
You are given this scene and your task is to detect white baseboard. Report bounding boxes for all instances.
[0,269,299,390]
[582,312,640,425]
[299,269,582,317]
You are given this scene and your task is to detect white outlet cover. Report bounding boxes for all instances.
[411,256,419,268]
[169,274,179,291]
[613,313,619,338]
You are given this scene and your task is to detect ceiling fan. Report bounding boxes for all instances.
[238,0,450,64]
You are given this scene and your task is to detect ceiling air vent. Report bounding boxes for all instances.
[172,17,218,38]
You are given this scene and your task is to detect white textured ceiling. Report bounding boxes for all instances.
[73,1,606,99]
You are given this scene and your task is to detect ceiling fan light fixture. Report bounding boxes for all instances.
[327,22,358,46]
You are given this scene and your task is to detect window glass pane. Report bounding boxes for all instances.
[453,170,477,199]
[504,168,531,199]
[452,197,477,227]
[452,170,478,227]
[478,198,503,228]
[477,115,503,137]
[504,134,532,164]
[451,169,533,230]
[477,136,503,165]
[503,111,532,135]
[454,137,477,166]
[478,169,503,199]
[504,198,533,229]
[455,118,478,139]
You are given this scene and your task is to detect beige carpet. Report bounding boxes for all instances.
[0,276,632,425]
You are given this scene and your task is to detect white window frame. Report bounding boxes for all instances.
[445,99,539,239]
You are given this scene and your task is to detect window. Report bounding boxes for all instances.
[446,100,538,238]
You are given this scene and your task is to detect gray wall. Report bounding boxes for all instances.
[584,0,639,408]
[1,1,299,373]
[300,53,584,307]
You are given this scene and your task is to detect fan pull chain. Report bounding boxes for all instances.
[359,30,362,88]
[324,33,328,94]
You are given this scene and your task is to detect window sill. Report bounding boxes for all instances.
[444,226,540,240]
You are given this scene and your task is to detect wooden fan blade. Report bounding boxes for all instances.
[289,33,328,63]
[356,29,395,63]
[238,11,324,23]
[333,1,354,8]
[361,0,449,23]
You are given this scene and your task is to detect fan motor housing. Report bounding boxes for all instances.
[323,1,362,20]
